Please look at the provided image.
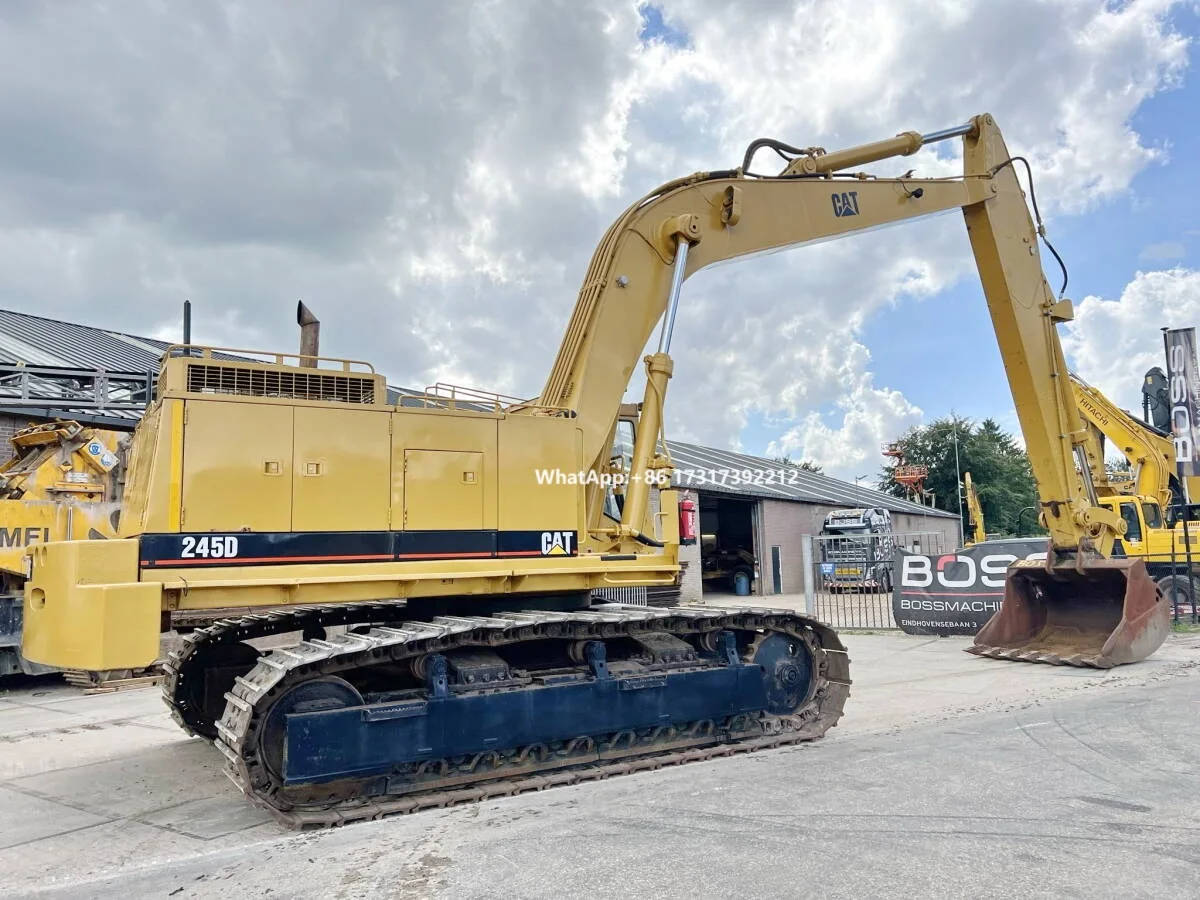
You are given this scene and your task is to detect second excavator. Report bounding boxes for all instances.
[21,112,1169,825]
[1072,371,1200,609]
[963,472,987,546]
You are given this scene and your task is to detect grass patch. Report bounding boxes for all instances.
[1171,621,1200,633]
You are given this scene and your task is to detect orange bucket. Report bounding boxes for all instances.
[968,557,1170,668]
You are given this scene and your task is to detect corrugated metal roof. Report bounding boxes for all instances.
[664,439,957,518]
[0,307,954,517]
[0,308,171,371]
[0,308,499,416]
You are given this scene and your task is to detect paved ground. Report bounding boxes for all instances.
[2,629,1197,899]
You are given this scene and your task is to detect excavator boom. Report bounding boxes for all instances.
[535,112,1166,667]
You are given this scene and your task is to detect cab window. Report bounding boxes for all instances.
[1119,502,1142,542]
[602,419,636,522]
[1141,503,1162,531]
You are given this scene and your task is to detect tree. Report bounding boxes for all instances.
[772,454,823,474]
[878,415,1043,539]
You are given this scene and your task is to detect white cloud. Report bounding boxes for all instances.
[0,0,1191,485]
[1139,240,1187,261]
[765,361,925,480]
[1062,267,1200,413]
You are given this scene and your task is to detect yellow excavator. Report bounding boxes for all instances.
[963,472,986,546]
[0,419,128,678]
[21,113,1169,826]
[1071,372,1200,608]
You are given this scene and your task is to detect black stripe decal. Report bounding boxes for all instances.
[138,529,580,569]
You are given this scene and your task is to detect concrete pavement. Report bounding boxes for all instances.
[2,628,1197,898]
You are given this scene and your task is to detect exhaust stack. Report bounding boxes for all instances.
[297,301,320,368]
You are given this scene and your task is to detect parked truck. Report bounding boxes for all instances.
[818,507,896,593]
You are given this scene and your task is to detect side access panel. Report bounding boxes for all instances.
[181,401,294,532]
[403,450,485,531]
[496,416,582,534]
[391,411,498,531]
[292,407,391,532]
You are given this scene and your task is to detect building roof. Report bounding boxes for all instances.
[0,307,495,424]
[0,308,175,371]
[664,439,957,518]
[0,307,955,517]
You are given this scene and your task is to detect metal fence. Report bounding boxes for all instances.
[803,531,949,630]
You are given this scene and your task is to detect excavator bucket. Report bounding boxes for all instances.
[967,557,1170,668]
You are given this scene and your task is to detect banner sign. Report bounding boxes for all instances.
[1164,327,1200,479]
[892,537,1049,636]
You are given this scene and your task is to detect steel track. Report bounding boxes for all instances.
[162,603,851,829]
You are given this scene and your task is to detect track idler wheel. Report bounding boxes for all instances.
[748,632,816,715]
[182,641,262,739]
[258,676,365,789]
[967,557,1170,668]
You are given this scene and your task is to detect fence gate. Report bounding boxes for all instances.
[805,531,948,629]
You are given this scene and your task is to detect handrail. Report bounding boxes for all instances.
[162,344,377,373]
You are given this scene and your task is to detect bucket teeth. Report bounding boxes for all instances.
[966,643,1113,669]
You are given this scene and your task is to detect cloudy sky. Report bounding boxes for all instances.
[0,0,1197,482]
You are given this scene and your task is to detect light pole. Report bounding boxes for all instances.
[951,412,965,533]
[854,474,868,507]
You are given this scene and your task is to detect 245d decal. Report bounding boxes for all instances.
[181,535,240,559]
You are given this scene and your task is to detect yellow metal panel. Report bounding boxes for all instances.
[21,539,161,670]
[403,450,484,530]
[293,407,391,531]
[0,501,123,581]
[496,416,581,533]
[0,502,57,579]
[657,489,680,547]
[139,552,679,610]
[168,398,184,530]
[118,401,165,534]
[391,411,498,530]
[181,400,294,532]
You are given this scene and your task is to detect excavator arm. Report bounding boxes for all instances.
[538,112,1164,665]
[964,472,986,546]
[541,114,1117,556]
[1070,372,1177,511]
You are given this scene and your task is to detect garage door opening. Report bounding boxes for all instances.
[699,495,759,596]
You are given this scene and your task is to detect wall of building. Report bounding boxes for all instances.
[759,498,819,595]
[891,511,961,552]
[753,496,961,596]
[0,412,30,458]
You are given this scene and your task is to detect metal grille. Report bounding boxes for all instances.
[806,530,948,630]
[591,586,648,606]
[186,364,377,404]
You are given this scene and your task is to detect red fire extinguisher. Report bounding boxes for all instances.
[679,497,697,545]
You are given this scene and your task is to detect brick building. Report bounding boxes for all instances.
[663,441,960,603]
[0,307,961,606]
